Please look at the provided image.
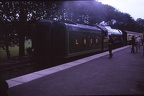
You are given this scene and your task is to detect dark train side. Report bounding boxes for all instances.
[32,19,134,66]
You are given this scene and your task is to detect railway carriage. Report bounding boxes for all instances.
[122,30,143,45]
[67,23,103,57]
[33,19,126,67]
[95,25,109,51]
[33,20,105,65]
[105,26,124,48]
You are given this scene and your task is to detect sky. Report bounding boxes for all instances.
[97,0,144,20]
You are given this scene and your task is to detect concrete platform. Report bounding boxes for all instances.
[7,45,144,95]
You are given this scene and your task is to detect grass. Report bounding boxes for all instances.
[0,39,32,61]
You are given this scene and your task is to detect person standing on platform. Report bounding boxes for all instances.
[131,36,135,53]
[108,35,114,58]
[135,37,138,52]
[136,36,141,50]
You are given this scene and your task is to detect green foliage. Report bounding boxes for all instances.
[0,1,48,59]
[45,1,144,32]
[0,1,47,22]
[0,39,32,60]
[0,1,144,60]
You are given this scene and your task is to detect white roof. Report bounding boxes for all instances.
[105,26,122,35]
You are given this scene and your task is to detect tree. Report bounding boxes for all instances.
[136,18,144,32]
[0,1,47,59]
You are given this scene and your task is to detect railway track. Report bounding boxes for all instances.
[0,46,124,80]
[0,56,38,80]
[0,62,38,80]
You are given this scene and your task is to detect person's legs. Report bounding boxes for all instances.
[131,45,135,53]
[138,42,140,49]
[135,44,138,52]
[109,47,113,58]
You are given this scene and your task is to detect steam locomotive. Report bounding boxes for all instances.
[32,19,131,66]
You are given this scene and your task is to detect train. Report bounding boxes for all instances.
[32,19,143,67]
[124,30,143,45]
[96,25,124,47]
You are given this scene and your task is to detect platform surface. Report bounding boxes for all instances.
[7,46,144,95]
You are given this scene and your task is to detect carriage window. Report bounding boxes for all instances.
[96,39,98,44]
[84,38,86,44]
[90,39,92,44]
[75,39,78,45]
[104,38,108,42]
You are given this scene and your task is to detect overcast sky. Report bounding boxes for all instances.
[97,0,144,20]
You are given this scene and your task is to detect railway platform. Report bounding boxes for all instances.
[7,45,144,95]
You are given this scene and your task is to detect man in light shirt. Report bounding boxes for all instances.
[136,36,141,50]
